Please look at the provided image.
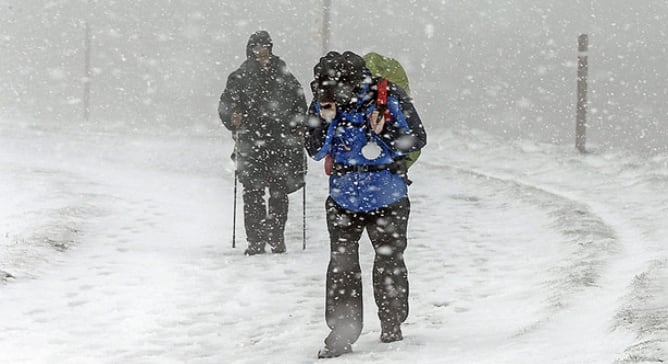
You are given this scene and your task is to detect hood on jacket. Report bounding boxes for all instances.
[311,51,367,105]
[246,30,273,59]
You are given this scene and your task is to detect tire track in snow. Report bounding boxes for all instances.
[427,129,668,362]
[436,160,668,363]
[614,258,668,363]
[0,166,112,282]
[418,159,621,335]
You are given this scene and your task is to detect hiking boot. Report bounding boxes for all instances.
[317,343,352,359]
[244,244,265,256]
[380,321,403,343]
[270,241,286,254]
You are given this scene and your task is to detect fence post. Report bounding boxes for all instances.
[322,0,331,55]
[576,34,588,153]
[83,21,91,122]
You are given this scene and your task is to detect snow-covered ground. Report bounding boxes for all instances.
[1,119,666,364]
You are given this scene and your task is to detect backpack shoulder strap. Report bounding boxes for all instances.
[376,78,388,108]
[375,78,390,121]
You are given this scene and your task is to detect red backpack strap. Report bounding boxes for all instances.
[376,78,391,120]
[324,154,334,176]
[377,78,388,106]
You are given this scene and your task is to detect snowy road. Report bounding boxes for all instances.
[1,123,666,363]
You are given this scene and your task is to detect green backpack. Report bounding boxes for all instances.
[363,52,421,169]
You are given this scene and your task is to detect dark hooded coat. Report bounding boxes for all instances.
[218,31,307,193]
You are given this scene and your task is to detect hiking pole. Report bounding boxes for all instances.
[232,131,238,249]
[302,151,307,250]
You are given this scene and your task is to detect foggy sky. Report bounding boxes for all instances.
[1,0,666,153]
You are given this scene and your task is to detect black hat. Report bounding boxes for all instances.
[246,30,273,59]
[311,51,366,104]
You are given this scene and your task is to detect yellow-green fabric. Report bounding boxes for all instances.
[363,52,411,96]
[404,150,421,168]
[363,52,419,168]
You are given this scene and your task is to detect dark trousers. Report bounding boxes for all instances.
[323,196,410,348]
[242,180,288,250]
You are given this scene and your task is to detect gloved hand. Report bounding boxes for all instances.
[369,110,385,134]
[231,112,243,127]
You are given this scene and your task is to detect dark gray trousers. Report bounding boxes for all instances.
[323,196,410,348]
[242,180,288,249]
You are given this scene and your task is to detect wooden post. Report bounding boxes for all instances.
[83,21,91,122]
[576,34,588,153]
[322,0,331,55]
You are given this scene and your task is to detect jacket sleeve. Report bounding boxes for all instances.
[304,101,330,159]
[218,69,244,131]
[379,83,427,154]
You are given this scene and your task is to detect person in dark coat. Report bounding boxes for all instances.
[305,51,426,358]
[218,30,307,255]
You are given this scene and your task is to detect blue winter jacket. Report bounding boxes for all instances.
[305,78,426,212]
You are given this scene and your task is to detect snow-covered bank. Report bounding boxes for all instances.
[1,121,666,363]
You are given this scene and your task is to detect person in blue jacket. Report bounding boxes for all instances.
[305,51,426,359]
